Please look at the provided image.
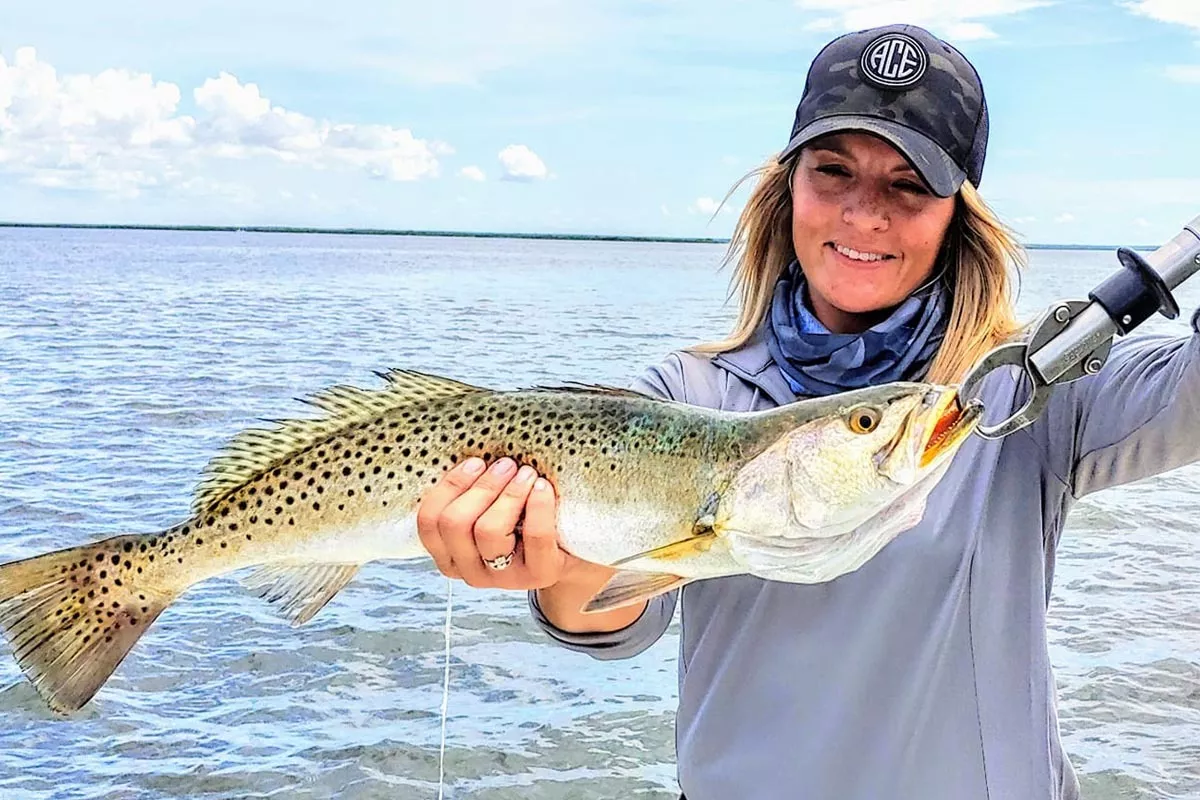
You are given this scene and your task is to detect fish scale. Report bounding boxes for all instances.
[0,369,979,714]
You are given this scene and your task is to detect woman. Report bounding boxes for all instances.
[415,23,1200,800]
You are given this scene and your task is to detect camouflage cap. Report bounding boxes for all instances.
[780,24,988,198]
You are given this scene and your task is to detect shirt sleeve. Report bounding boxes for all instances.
[1037,308,1200,499]
[525,355,688,660]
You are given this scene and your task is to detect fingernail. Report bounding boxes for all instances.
[463,458,485,475]
[515,466,536,484]
[490,458,515,476]
[534,478,549,492]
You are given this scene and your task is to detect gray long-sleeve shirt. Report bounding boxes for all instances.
[530,312,1200,800]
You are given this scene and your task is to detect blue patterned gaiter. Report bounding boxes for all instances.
[764,260,949,396]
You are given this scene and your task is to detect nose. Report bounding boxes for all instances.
[842,186,889,232]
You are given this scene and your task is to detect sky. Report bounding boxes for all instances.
[0,0,1198,245]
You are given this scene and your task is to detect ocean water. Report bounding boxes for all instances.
[0,226,1199,799]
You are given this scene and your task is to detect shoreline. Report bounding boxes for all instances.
[0,221,1150,251]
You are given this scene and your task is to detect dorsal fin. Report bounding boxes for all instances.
[191,369,486,514]
[530,382,651,400]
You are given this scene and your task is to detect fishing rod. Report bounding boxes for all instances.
[962,212,1200,439]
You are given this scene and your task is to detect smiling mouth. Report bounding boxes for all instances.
[830,243,896,263]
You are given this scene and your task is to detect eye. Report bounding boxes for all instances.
[846,406,882,434]
[894,180,929,195]
[815,164,850,177]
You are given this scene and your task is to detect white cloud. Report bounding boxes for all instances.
[795,0,1051,40]
[1055,212,1076,223]
[1165,65,1200,82]
[0,47,448,199]
[1123,0,1200,31]
[498,144,549,181]
[459,165,486,181]
[661,204,671,216]
[690,196,737,216]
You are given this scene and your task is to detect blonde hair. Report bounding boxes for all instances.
[691,155,1026,384]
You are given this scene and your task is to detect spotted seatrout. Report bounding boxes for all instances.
[0,369,980,713]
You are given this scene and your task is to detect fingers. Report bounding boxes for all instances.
[415,455,564,591]
[521,477,565,588]
[473,465,537,564]
[438,458,522,586]
[416,457,487,578]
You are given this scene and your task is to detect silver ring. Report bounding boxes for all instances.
[484,551,515,571]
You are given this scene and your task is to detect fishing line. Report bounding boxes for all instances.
[437,578,452,799]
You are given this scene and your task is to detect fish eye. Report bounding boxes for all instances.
[846,406,882,434]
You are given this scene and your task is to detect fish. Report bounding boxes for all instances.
[0,368,981,714]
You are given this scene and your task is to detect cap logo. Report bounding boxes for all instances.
[859,33,928,90]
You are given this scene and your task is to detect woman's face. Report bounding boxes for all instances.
[790,132,957,334]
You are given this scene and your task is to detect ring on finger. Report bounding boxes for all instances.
[484,550,516,571]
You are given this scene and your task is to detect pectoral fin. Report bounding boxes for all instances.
[609,530,717,567]
[583,570,688,613]
[242,563,360,626]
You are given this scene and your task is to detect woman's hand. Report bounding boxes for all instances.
[416,455,648,633]
[416,456,581,590]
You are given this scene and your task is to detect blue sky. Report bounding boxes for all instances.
[0,0,1198,245]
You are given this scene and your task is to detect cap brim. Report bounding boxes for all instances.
[780,116,966,198]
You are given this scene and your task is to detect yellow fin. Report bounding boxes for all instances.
[242,563,360,626]
[0,535,178,714]
[609,530,717,567]
[192,369,486,514]
[583,570,688,613]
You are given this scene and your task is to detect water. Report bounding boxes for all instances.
[0,227,1198,799]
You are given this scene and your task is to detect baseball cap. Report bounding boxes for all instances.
[780,24,989,198]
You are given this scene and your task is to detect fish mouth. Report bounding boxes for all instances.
[918,389,983,468]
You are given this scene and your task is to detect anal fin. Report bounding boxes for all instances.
[242,563,360,626]
[583,570,688,614]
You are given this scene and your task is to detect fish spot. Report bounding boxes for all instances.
[265,518,273,525]
[123,543,133,553]
[286,496,295,505]
[338,504,345,511]
[280,481,289,490]
[313,502,321,511]
[111,555,120,565]
[358,472,365,480]
[250,515,258,523]
[221,542,227,548]
[265,487,274,497]
[373,466,382,475]
[275,506,283,515]
[342,467,352,476]
[364,485,371,493]
[246,535,253,541]
[347,489,355,497]
[99,570,107,579]
[238,501,248,511]
[323,471,333,479]
[230,523,239,532]
[316,486,324,494]
[293,471,303,480]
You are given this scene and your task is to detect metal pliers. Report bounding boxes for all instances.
[960,216,1200,440]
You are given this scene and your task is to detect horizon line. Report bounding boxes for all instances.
[0,221,1154,251]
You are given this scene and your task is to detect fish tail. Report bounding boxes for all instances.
[0,534,179,714]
